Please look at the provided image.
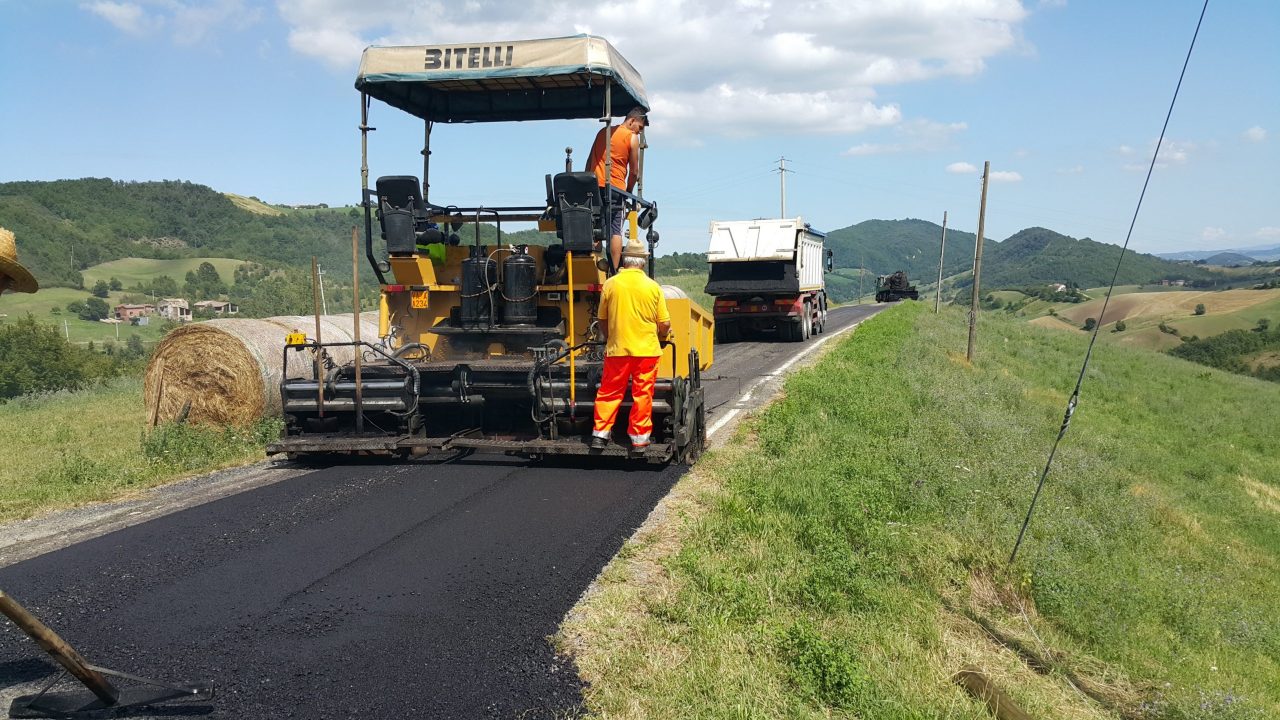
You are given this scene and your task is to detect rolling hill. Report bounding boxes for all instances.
[824,218,977,282]
[1201,251,1256,267]
[0,178,367,289]
[825,219,1218,291]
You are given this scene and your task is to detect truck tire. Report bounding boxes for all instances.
[715,321,740,344]
[802,303,812,340]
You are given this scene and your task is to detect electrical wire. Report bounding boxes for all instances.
[1008,0,1211,565]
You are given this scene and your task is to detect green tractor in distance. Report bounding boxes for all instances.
[875,271,919,302]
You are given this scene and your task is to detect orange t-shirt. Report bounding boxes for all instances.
[586,124,635,190]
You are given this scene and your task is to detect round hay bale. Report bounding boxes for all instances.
[144,313,379,427]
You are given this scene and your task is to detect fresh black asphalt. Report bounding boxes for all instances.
[0,304,878,719]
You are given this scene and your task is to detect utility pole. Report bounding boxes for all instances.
[858,254,865,305]
[317,265,329,316]
[935,211,948,314]
[967,162,990,362]
[776,156,792,218]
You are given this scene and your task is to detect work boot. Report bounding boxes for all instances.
[589,435,610,450]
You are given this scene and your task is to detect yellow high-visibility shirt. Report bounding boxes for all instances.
[598,268,670,357]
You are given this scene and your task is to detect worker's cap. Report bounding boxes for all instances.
[0,227,38,294]
[621,238,649,259]
[625,107,649,126]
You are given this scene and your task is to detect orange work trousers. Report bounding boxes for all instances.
[592,355,660,444]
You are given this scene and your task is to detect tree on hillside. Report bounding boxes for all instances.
[1113,320,1127,332]
[185,261,227,299]
[1083,318,1097,331]
[79,297,110,321]
[109,277,123,291]
[92,279,110,298]
[147,275,180,298]
[1194,303,1206,316]
[1256,318,1271,332]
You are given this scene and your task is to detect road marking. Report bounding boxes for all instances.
[706,314,868,439]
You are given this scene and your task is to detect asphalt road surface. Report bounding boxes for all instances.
[0,304,882,719]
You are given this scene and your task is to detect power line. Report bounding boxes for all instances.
[1009,0,1211,565]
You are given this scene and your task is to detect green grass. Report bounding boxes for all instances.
[0,377,280,522]
[80,257,245,287]
[563,302,1280,719]
[657,271,714,311]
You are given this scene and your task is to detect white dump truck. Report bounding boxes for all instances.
[704,217,832,342]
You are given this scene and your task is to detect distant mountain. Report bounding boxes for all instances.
[1159,243,1280,263]
[1201,252,1257,267]
[824,220,1215,290]
[978,227,1214,288]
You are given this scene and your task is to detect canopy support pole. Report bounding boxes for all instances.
[422,121,432,203]
[360,93,386,285]
[601,80,615,275]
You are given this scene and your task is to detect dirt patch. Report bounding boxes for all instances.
[1058,289,1280,326]
[1245,350,1280,372]
[1241,475,1280,515]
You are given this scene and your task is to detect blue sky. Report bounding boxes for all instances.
[1,0,1276,257]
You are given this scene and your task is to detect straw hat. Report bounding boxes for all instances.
[0,227,38,294]
[620,236,648,259]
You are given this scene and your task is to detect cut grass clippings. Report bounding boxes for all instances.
[560,301,1279,719]
[0,376,280,523]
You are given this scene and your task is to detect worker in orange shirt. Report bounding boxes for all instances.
[585,107,646,271]
[590,238,670,451]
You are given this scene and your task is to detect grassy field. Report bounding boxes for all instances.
[0,378,278,522]
[0,287,168,345]
[81,257,245,287]
[561,302,1279,719]
[223,193,285,216]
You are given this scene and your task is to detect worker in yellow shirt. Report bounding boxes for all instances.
[590,239,670,450]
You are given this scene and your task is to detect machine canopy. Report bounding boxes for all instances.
[355,35,648,123]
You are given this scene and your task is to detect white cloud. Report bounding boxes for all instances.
[1201,227,1227,243]
[1160,140,1194,165]
[1122,138,1196,171]
[1256,227,1280,239]
[1244,126,1267,143]
[275,0,1030,139]
[81,2,162,35]
[1056,164,1084,174]
[946,161,977,174]
[841,119,966,156]
[990,170,1022,182]
[82,0,260,45]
